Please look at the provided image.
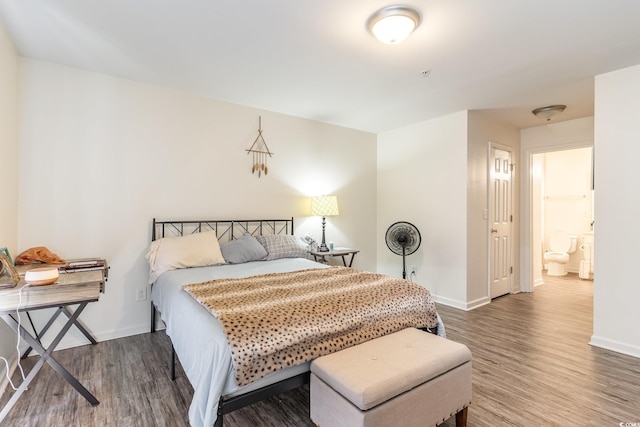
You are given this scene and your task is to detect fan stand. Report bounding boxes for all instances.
[402,247,407,279]
[385,221,421,280]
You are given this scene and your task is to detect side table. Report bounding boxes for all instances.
[309,248,359,267]
[0,261,107,423]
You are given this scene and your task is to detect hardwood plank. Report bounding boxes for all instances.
[1,273,639,426]
[439,274,640,426]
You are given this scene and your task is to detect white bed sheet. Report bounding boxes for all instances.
[151,257,446,427]
[151,258,328,427]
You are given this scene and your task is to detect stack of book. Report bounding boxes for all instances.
[60,258,107,273]
[59,258,108,292]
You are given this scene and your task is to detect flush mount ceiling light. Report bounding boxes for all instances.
[367,5,421,45]
[532,105,567,121]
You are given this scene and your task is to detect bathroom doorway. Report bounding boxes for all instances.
[530,147,594,286]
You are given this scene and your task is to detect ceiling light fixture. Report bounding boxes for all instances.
[532,105,566,121]
[367,5,421,45]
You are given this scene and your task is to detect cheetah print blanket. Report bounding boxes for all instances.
[183,266,438,386]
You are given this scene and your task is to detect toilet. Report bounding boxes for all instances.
[544,231,578,276]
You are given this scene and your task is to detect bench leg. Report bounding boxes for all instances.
[455,407,468,427]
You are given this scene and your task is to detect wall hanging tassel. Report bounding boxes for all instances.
[246,116,274,178]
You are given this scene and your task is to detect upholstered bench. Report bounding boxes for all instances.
[310,328,472,427]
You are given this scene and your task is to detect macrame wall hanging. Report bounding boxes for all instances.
[246,116,274,177]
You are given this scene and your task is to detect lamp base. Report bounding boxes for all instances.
[318,216,330,252]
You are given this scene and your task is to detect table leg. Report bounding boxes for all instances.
[21,305,97,359]
[21,307,65,359]
[342,253,356,267]
[0,303,99,422]
[0,336,50,422]
[25,312,39,344]
[61,306,97,345]
[312,255,324,263]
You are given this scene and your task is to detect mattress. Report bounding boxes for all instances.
[151,257,445,427]
[152,258,330,426]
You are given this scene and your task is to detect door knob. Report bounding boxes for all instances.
[491,228,498,233]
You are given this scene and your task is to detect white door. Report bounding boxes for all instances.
[489,146,513,299]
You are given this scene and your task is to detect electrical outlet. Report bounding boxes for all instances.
[136,287,147,302]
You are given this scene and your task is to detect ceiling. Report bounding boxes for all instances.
[2,1,640,133]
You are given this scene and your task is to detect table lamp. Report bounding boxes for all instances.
[311,195,339,252]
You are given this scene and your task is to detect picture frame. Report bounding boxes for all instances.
[0,252,20,283]
[0,247,11,278]
[0,247,13,265]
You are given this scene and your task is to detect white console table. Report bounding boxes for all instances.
[0,263,107,423]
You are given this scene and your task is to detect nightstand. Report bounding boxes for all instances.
[309,248,359,267]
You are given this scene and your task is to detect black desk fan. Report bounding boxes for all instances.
[385,221,421,279]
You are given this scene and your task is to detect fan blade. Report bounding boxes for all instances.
[385,221,422,256]
[396,233,409,246]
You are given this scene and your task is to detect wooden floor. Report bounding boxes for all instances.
[2,273,640,426]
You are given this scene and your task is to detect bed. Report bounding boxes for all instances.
[148,218,444,427]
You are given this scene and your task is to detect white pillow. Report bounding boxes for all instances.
[145,231,225,283]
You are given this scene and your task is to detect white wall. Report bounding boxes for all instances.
[520,117,594,291]
[531,154,544,285]
[0,20,19,392]
[377,112,468,306]
[467,111,520,305]
[377,110,518,310]
[17,59,377,349]
[592,64,640,357]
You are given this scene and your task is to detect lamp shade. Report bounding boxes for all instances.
[311,196,339,217]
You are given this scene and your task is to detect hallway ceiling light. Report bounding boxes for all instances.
[367,5,421,45]
[532,105,566,121]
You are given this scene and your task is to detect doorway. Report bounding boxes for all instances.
[528,146,594,288]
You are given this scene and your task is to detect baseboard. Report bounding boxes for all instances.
[433,295,490,311]
[543,266,580,275]
[25,323,154,355]
[432,295,467,310]
[95,323,153,342]
[466,296,491,310]
[589,335,640,359]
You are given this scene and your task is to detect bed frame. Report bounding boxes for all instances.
[150,217,303,427]
[150,217,295,333]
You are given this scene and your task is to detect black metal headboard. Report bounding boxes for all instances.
[151,218,295,243]
[149,217,295,334]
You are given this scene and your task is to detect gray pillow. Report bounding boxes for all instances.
[220,233,267,264]
[255,235,308,260]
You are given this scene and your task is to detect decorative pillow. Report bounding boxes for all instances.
[220,233,268,264]
[255,235,308,261]
[145,231,225,283]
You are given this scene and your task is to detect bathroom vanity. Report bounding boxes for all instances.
[580,231,594,279]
